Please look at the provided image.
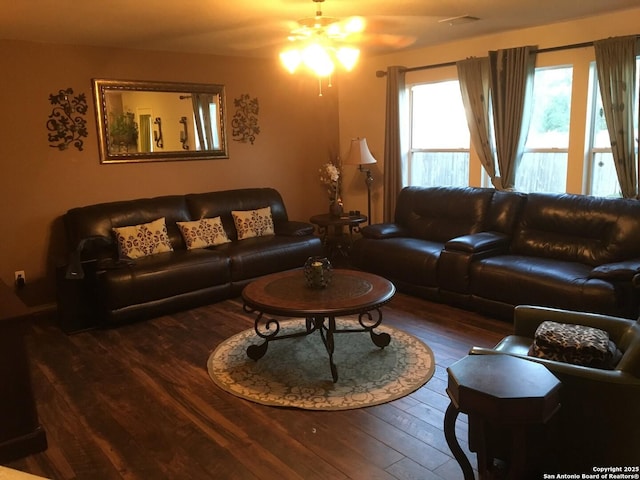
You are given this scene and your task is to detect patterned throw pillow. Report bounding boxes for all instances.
[231,206,275,240]
[112,217,173,259]
[177,217,231,250]
[529,320,618,369]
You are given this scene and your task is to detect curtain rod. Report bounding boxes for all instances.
[376,35,639,76]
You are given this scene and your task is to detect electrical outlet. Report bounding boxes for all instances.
[14,270,26,286]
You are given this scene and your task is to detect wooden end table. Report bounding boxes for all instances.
[309,213,367,259]
[241,268,395,382]
[444,354,561,479]
[0,281,47,462]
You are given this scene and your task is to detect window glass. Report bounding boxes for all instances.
[515,66,572,193]
[411,81,469,149]
[409,81,470,187]
[525,67,572,149]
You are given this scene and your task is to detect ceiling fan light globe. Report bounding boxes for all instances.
[302,43,334,77]
[344,16,366,34]
[336,47,359,71]
[280,49,302,73]
[326,23,342,37]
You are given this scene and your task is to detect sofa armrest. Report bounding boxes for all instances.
[512,305,635,342]
[65,236,114,280]
[275,221,315,237]
[588,259,640,281]
[360,223,409,239]
[444,231,510,254]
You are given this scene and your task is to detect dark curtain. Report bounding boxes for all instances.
[593,35,638,198]
[488,45,537,190]
[383,66,407,222]
[457,57,498,187]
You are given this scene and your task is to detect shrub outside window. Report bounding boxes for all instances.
[515,66,572,193]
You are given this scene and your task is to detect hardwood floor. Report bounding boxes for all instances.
[6,293,512,480]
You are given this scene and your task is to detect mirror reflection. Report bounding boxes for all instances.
[93,79,228,163]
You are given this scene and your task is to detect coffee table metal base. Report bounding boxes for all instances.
[243,306,391,382]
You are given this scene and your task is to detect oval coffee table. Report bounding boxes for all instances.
[241,268,396,382]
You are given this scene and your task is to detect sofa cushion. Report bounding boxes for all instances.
[469,255,621,313]
[512,193,640,266]
[360,223,408,239]
[588,261,640,281]
[232,207,275,240]
[394,186,495,242]
[112,217,173,260]
[216,234,323,282]
[177,217,231,250]
[186,188,289,241]
[529,320,620,369]
[98,249,231,310]
[484,190,527,234]
[274,220,315,237]
[352,237,443,287]
[64,195,190,255]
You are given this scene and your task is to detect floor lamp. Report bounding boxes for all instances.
[343,137,377,223]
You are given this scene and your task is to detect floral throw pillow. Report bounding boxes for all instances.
[177,217,231,250]
[112,217,173,259]
[231,206,275,240]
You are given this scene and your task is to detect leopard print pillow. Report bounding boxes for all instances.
[529,320,618,369]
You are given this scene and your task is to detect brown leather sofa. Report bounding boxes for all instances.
[352,186,640,320]
[59,187,323,330]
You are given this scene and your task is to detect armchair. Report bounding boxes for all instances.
[470,305,640,471]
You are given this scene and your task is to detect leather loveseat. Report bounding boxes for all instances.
[351,186,640,320]
[59,187,323,331]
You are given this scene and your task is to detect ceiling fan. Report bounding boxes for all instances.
[287,0,363,42]
[286,0,416,52]
[279,0,416,79]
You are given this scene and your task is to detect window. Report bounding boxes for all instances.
[587,58,640,197]
[408,80,470,187]
[515,66,573,193]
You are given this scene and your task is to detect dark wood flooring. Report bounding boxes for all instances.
[6,293,513,479]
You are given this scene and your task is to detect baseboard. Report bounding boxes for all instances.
[0,426,47,463]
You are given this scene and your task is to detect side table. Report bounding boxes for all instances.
[444,354,561,479]
[0,281,47,462]
[309,213,367,259]
[55,260,100,334]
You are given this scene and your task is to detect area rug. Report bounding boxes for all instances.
[207,318,435,410]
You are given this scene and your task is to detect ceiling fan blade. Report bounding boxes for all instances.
[354,32,417,49]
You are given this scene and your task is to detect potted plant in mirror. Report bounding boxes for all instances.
[109,112,138,152]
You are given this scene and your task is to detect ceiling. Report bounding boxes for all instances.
[2,0,638,59]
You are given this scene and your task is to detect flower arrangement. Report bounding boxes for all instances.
[319,161,341,202]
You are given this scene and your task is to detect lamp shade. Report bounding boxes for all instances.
[343,137,377,165]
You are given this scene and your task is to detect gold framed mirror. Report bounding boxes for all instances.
[92,79,228,163]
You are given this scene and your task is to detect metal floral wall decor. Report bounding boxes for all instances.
[231,93,260,145]
[47,87,88,151]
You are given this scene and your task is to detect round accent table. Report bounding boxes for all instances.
[309,213,367,259]
[241,268,395,382]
